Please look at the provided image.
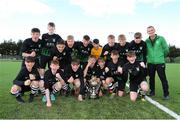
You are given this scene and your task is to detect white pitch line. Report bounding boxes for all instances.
[126,84,180,119]
[145,96,180,119]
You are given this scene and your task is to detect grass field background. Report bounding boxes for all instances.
[0,61,180,119]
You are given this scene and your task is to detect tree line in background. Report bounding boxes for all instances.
[0,39,180,63]
[0,39,23,56]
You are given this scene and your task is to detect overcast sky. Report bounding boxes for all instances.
[0,0,180,46]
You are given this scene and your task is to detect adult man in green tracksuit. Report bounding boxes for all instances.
[146,26,169,100]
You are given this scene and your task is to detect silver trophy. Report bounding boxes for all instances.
[89,76,98,99]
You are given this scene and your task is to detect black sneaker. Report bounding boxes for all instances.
[16,96,25,103]
[29,94,34,103]
[163,95,170,100]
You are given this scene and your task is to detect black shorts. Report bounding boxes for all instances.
[22,58,40,69]
[44,82,56,91]
[129,77,144,92]
[19,85,31,92]
[40,55,52,69]
[117,80,126,91]
[112,76,126,91]
[129,82,139,92]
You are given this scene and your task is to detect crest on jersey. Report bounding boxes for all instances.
[140,46,143,50]
[103,72,105,75]
[136,67,140,71]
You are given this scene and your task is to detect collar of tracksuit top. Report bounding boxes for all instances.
[148,34,159,46]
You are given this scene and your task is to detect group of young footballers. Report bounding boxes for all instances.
[10,22,151,107]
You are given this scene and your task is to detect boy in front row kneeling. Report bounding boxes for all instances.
[64,59,85,101]
[43,60,66,107]
[105,50,124,98]
[123,51,149,102]
[10,57,41,103]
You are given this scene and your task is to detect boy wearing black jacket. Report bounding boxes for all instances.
[10,57,41,103]
[65,35,79,60]
[77,35,93,68]
[123,51,148,102]
[64,59,85,101]
[52,40,71,70]
[105,50,124,97]
[129,32,147,63]
[101,35,118,63]
[117,34,130,64]
[21,28,41,69]
[117,34,130,90]
[39,22,63,80]
[43,60,66,107]
[83,55,98,81]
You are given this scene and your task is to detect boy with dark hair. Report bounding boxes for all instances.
[77,35,93,68]
[129,32,147,63]
[21,28,41,69]
[39,22,63,80]
[43,60,66,107]
[10,57,41,103]
[52,40,71,70]
[21,28,45,95]
[91,39,102,59]
[123,51,148,102]
[64,59,85,101]
[104,50,124,98]
[101,34,118,63]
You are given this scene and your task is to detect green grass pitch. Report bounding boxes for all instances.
[0,61,180,119]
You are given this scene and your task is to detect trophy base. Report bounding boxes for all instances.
[90,95,97,99]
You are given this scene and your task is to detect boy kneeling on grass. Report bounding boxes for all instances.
[42,60,66,107]
[104,50,124,98]
[10,56,40,103]
[64,59,85,101]
[123,51,149,102]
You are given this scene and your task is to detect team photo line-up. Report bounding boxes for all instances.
[10,22,170,107]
